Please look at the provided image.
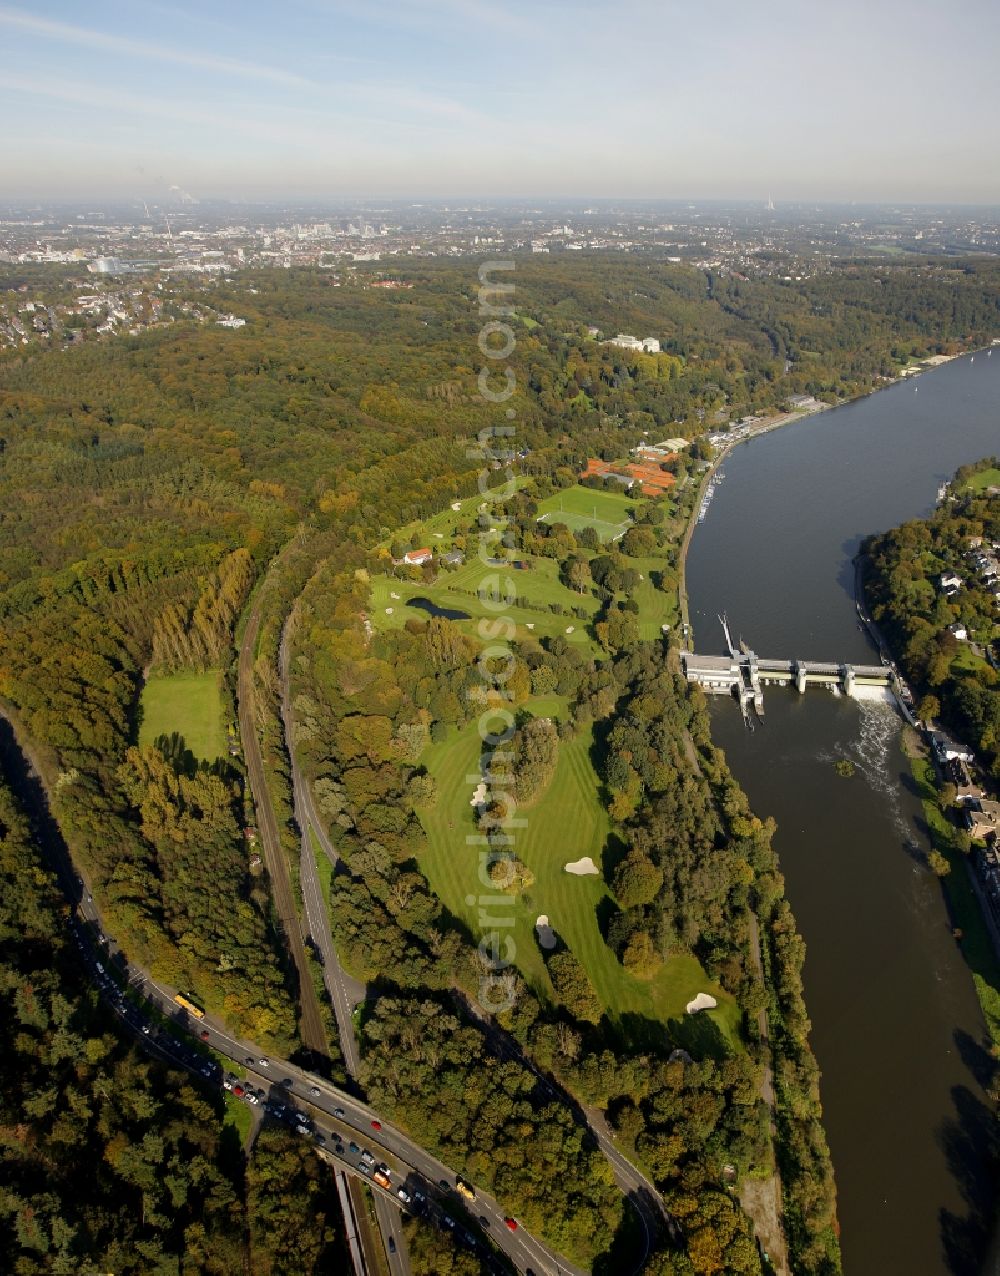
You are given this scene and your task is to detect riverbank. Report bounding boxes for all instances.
[682,353,1000,1275]
[677,345,998,645]
[903,737,1000,1048]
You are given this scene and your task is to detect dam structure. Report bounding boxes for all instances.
[680,615,897,726]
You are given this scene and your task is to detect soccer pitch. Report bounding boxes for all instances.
[536,485,635,543]
[537,508,628,542]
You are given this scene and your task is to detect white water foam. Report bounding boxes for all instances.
[821,699,921,856]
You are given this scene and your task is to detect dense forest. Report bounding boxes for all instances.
[3,255,999,1270]
[864,459,1000,777]
[0,767,257,1271]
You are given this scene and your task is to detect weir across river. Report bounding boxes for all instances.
[680,614,900,726]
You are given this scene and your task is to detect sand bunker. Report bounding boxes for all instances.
[535,915,557,949]
[385,607,393,614]
[685,993,718,1015]
[565,626,575,634]
[390,592,400,599]
[564,856,599,876]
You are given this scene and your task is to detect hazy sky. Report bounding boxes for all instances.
[2,0,999,202]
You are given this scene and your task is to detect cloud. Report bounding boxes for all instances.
[0,6,314,89]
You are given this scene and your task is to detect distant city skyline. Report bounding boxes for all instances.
[3,0,999,202]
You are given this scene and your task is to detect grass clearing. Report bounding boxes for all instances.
[959,466,1000,493]
[536,484,638,544]
[369,556,601,655]
[312,829,333,911]
[418,700,740,1048]
[223,1092,254,1145]
[139,669,227,762]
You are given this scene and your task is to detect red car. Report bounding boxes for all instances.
[370,1119,382,1131]
[200,1030,210,1040]
[504,1217,518,1232]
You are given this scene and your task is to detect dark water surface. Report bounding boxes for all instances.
[686,354,1000,1275]
[406,596,471,620]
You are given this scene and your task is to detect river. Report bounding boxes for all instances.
[685,352,1000,1276]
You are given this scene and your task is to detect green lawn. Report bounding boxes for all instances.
[418,701,740,1048]
[369,556,601,655]
[959,466,1000,493]
[223,1092,254,1145]
[139,669,227,762]
[951,644,993,679]
[536,484,638,544]
[312,829,333,910]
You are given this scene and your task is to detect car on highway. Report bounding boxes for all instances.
[333,1106,345,1117]
[397,1188,411,1205]
[504,1217,518,1232]
[258,1058,269,1067]
[388,1237,396,1255]
[370,1119,382,1131]
[309,1086,321,1096]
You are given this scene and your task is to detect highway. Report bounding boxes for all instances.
[67,889,584,1276]
[278,615,406,1273]
[2,582,671,1275]
[238,599,328,1057]
[278,607,669,1274]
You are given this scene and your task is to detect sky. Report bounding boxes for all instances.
[2,0,999,203]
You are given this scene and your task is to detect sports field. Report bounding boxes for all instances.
[417,701,739,1046]
[139,669,227,762]
[536,484,636,543]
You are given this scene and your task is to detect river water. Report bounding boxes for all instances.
[686,353,1000,1275]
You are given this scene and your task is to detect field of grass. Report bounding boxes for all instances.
[223,1092,254,1145]
[951,644,994,678]
[378,478,533,553]
[960,466,1000,493]
[417,700,740,1048]
[139,669,227,762]
[369,555,601,654]
[312,829,333,910]
[536,484,638,544]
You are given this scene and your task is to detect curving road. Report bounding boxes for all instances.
[238,599,328,1057]
[279,604,671,1275]
[68,886,583,1276]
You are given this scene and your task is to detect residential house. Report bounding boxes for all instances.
[948,622,969,641]
[931,733,975,766]
[965,798,1000,842]
[403,547,433,566]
